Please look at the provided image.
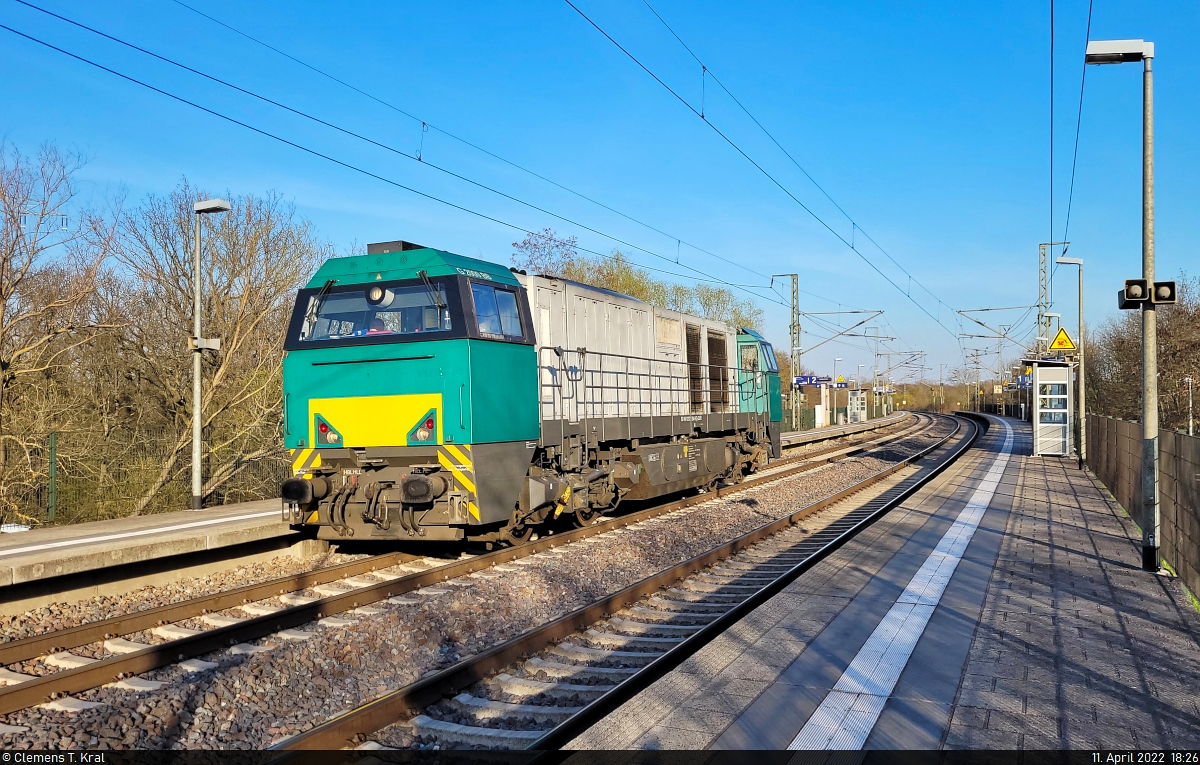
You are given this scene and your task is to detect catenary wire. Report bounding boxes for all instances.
[12,0,789,308]
[1050,0,1055,265]
[12,9,922,356]
[564,0,961,343]
[638,0,955,316]
[164,0,776,286]
[1061,0,1094,248]
[0,21,789,307]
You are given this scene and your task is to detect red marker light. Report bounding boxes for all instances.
[318,422,329,433]
[425,418,434,430]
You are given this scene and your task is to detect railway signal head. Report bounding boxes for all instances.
[1151,280,1177,304]
[1119,278,1177,308]
[1119,279,1149,310]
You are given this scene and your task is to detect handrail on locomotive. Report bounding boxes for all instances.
[537,345,769,422]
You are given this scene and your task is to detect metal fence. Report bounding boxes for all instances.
[8,430,290,527]
[1087,413,1200,599]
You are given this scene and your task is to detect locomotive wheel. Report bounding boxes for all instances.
[570,506,605,528]
[499,514,536,546]
[504,524,534,545]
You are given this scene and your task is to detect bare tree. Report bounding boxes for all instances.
[1089,271,1199,432]
[511,228,579,277]
[0,144,119,522]
[514,229,766,330]
[116,182,329,513]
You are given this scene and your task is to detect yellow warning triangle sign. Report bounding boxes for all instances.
[1048,327,1077,351]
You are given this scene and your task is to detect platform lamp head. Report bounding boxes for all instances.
[1084,39,1153,65]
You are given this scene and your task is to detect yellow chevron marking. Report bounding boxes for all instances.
[291,448,313,473]
[310,453,322,469]
[468,501,480,520]
[443,443,472,470]
[306,511,319,524]
[437,451,476,494]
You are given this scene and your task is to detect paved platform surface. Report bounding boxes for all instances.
[568,415,1200,750]
[0,498,293,587]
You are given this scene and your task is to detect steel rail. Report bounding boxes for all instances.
[0,414,926,716]
[0,552,421,667]
[767,413,923,471]
[0,413,920,671]
[273,414,968,750]
[779,410,906,447]
[776,412,917,459]
[532,415,978,749]
[2,412,910,665]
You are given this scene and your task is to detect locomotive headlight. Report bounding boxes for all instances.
[406,411,438,446]
[366,286,394,307]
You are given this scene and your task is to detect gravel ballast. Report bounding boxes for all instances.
[0,417,954,749]
[0,550,372,646]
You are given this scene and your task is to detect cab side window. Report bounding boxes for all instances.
[471,283,524,340]
[740,345,760,371]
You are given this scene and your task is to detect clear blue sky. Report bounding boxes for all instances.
[2,0,1196,383]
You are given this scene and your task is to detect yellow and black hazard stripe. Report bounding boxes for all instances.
[437,443,480,521]
[289,448,323,476]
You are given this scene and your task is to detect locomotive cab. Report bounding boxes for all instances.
[281,242,538,542]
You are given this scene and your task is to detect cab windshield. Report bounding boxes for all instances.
[296,283,452,342]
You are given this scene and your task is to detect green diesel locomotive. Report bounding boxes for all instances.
[280,241,782,545]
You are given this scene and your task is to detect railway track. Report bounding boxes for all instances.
[0,412,931,742]
[271,413,974,750]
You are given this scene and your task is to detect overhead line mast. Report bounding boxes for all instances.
[772,274,801,430]
[1038,242,1069,353]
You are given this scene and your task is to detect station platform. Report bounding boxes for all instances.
[570,414,1200,750]
[0,498,299,606]
[780,412,906,448]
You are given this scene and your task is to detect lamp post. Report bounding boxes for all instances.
[191,198,231,510]
[1045,313,1061,342]
[940,364,947,412]
[1057,257,1085,469]
[1186,376,1194,436]
[833,358,842,425]
[1012,365,1022,421]
[1087,38,1159,571]
[856,364,865,422]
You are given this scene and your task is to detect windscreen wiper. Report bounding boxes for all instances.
[417,270,446,309]
[302,279,337,338]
